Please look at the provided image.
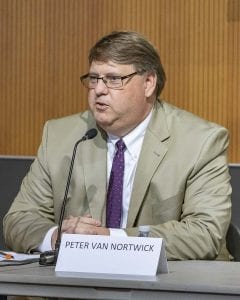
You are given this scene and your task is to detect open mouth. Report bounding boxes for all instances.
[96,102,109,110]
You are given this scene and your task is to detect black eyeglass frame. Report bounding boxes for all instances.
[80,71,139,89]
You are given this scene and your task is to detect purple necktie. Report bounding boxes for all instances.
[106,139,126,228]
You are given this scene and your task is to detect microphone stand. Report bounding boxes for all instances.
[39,129,97,266]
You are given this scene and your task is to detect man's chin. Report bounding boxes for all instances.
[95,117,113,128]
[96,119,122,135]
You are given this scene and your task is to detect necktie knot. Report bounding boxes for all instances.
[116,139,126,152]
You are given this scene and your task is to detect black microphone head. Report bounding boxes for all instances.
[85,128,98,140]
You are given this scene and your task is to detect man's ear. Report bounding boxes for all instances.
[144,72,157,97]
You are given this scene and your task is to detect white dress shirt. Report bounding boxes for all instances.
[39,110,152,251]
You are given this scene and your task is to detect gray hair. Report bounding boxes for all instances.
[88,31,166,97]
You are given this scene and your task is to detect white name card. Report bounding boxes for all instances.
[55,234,168,276]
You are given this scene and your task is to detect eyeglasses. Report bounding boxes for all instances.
[80,72,139,89]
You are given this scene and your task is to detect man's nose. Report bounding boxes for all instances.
[94,78,108,94]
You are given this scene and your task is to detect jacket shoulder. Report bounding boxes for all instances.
[46,111,91,132]
[161,100,228,133]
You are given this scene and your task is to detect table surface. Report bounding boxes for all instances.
[0,260,240,299]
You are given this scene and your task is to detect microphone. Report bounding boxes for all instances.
[39,128,97,266]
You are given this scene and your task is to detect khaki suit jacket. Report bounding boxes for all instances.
[4,100,231,260]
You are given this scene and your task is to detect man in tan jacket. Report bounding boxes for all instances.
[4,31,231,260]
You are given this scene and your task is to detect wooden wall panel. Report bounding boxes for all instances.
[0,0,239,161]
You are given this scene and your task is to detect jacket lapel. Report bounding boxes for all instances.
[127,101,170,227]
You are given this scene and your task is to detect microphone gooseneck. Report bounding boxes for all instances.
[39,128,97,266]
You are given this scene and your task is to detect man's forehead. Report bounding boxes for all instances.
[89,61,134,72]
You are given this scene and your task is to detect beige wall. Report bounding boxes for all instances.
[0,0,239,161]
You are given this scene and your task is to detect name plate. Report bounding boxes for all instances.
[55,234,168,276]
